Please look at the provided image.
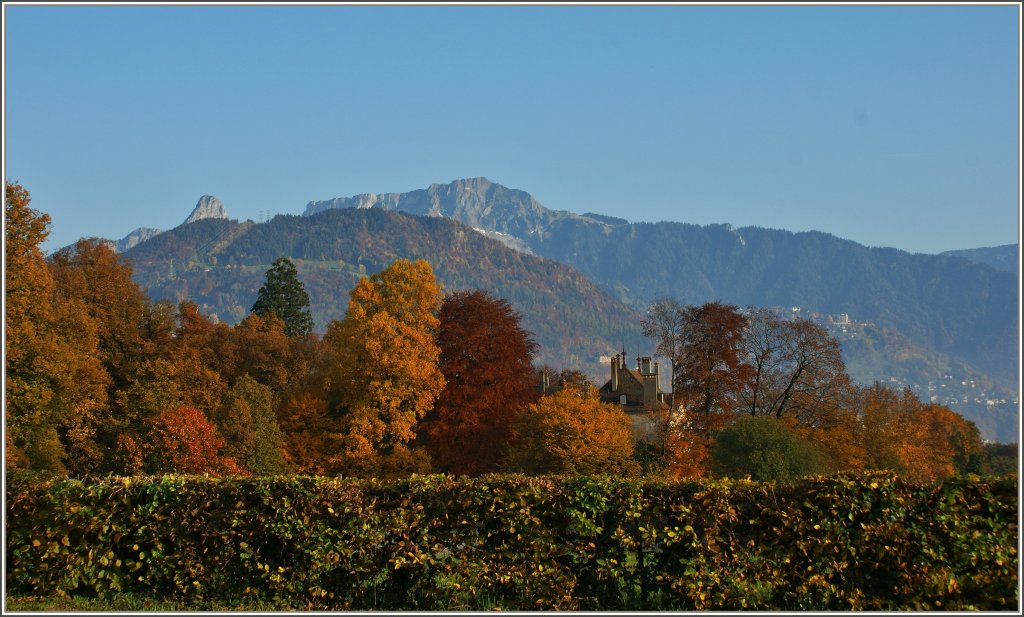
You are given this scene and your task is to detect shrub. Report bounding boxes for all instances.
[712,415,827,481]
[5,471,1017,610]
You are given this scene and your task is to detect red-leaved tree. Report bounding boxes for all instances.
[422,290,539,475]
[146,405,247,476]
[675,301,753,439]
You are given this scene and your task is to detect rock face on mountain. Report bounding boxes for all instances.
[60,196,228,255]
[115,227,162,252]
[305,177,610,254]
[184,195,228,225]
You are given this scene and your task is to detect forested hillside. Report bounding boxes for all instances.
[125,209,648,373]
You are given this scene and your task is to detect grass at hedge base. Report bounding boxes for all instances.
[4,593,288,612]
[6,471,1018,611]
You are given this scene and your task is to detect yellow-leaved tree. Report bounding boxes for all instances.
[5,182,110,473]
[504,385,639,476]
[322,259,445,477]
[5,181,62,469]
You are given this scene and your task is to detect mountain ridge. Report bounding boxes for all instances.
[941,244,1018,276]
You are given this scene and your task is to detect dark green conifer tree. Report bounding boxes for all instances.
[251,257,313,337]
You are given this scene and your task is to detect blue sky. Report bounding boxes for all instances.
[3,4,1020,254]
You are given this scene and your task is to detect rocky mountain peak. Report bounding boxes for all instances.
[184,195,228,225]
[116,227,162,252]
[431,176,493,193]
[303,178,579,253]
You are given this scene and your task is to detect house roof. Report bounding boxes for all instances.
[599,368,668,396]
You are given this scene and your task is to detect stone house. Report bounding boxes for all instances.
[598,352,670,442]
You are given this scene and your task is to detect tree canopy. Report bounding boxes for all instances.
[504,385,638,476]
[712,415,828,482]
[251,257,313,337]
[422,290,539,475]
[322,259,445,476]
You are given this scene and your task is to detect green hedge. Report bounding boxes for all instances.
[5,471,1018,610]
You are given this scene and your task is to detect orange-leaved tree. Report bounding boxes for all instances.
[322,259,445,476]
[5,181,63,470]
[49,239,151,390]
[421,290,539,475]
[145,405,247,476]
[858,383,983,483]
[5,183,111,473]
[504,385,638,476]
[231,312,319,396]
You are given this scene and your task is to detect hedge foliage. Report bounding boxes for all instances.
[5,471,1018,611]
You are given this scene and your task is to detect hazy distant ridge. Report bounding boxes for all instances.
[941,244,1018,277]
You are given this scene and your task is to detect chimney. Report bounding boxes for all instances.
[643,372,657,410]
[611,354,619,391]
[640,356,652,375]
[654,361,662,402]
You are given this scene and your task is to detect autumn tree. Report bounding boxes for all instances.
[857,383,982,483]
[5,181,63,469]
[674,302,752,440]
[739,309,852,427]
[169,301,232,413]
[796,391,866,474]
[504,385,638,476]
[322,259,445,476]
[213,375,289,475]
[145,406,246,476]
[231,312,318,396]
[5,183,111,473]
[49,239,151,389]
[927,402,983,475]
[38,297,111,475]
[251,257,313,337]
[421,290,539,475]
[276,384,338,475]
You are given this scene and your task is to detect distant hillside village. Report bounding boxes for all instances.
[792,306,1018,439]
